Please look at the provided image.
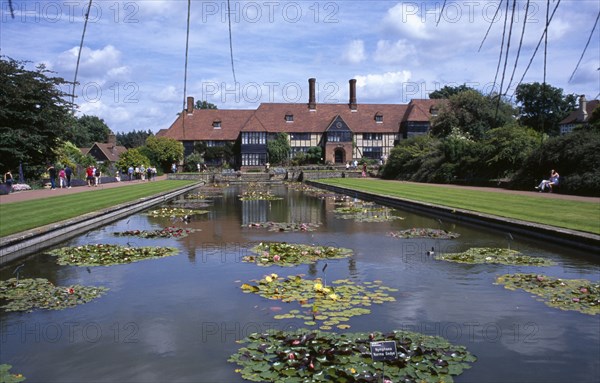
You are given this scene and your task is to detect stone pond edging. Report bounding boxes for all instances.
[307,180,600,253]
[0,182,203,266]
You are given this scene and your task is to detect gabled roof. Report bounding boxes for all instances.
[87,142,127,162]
[560,100,599,125]
[405,99,447,122]
[157,110,255,141]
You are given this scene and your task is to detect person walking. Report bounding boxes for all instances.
[48,164,57,190]
[128,166,134,181]
[64,165,72,188]
[58,168,66,188]
[86,165,94,187]
[4,170,14,193]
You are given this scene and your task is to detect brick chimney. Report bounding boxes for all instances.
[349,79,357,111]
[578,95,588,121]
[187,96,194,114]
[308,78,316,110]
[107,133,116,146]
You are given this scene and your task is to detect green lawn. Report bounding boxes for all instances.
[316,178,600,235]
[0,180,198,237]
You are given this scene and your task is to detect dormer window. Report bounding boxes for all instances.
[430,107,439,117]
[374,113,383,123]
[285,114,294,122]
[212,120,221,129]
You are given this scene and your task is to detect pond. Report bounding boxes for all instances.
[1,184,599,382]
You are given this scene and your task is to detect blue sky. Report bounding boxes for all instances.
[1,0,599,134]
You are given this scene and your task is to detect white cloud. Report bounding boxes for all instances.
[382,3,432,40]
[343,40,366,64]
[354,71,412,100]
[374,39,417,64]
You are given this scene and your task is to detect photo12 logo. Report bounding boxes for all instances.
[200,1,339,24]
[2,1,139,23]
[1,320,139,344]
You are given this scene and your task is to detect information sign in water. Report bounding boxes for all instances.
[369,340,397,361]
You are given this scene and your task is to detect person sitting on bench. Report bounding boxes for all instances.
[535,169,559,192]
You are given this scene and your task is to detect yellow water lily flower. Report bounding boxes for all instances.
[270,273,278,279]
[265,276,273,283]
[328,293,339,301]
[350,368,356,374]
[322,287,331,294]
[314,282,323,291]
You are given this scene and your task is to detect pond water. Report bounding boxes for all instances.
[1,184,599,382]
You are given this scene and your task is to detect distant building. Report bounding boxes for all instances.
[157,78,444,168]
[559,95,599,135]
[80,133,127,165]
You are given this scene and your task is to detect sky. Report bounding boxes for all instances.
[1,0,599,134]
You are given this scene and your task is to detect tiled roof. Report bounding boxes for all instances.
[157,110,255,141]
[90,142,127,162]
[560,100,599,124]
[158,99,443,140]
[405,99,447,122]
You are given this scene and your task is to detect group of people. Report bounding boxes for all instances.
[47,165,74,190]
[127,165,157,181]
[85,165,102,187]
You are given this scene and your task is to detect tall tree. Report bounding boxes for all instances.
[267,133,291,165]
[143,136,184,172]
[0,56,73,178]
[66,115,111,147]
[116,129,154,148]
[429,84,474,99]
[195,100,218,109]
[515,82,577,136]
[430,90,515,140]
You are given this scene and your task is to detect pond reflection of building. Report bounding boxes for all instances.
[241,199,269,225]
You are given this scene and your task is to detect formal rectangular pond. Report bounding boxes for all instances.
[1,183,598,382]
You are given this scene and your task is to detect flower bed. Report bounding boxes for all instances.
[113,227,199,239]
[388,228,460,239]
[244,242,352,267]
[496,273,600,315]
[241,274,397,330]
[243,221,320,232]
[229,329,476,382]
[0,278,108,312]
[437,247,556,266]
[48,244,179,266]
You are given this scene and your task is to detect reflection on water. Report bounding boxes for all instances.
[1,184,598,382]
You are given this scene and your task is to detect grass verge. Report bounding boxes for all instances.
[316,178,600,235]
[0,181,198,237]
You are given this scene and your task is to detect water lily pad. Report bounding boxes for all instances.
[48,244,178,266]
[0,364,26,382]
[496,273,600,315]
[244,222,321,232]
[333,202,404,223]
[239,191,283,201]
[228,329,476,382]
[0,278,108,313]
[240,274,397,326]
[144,207,209,218]
[437,248,555,266]
[243,242,352,267]
[389,228,460,239]
[113,227,199,239]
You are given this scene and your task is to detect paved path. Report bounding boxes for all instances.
[0,176,168,204]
